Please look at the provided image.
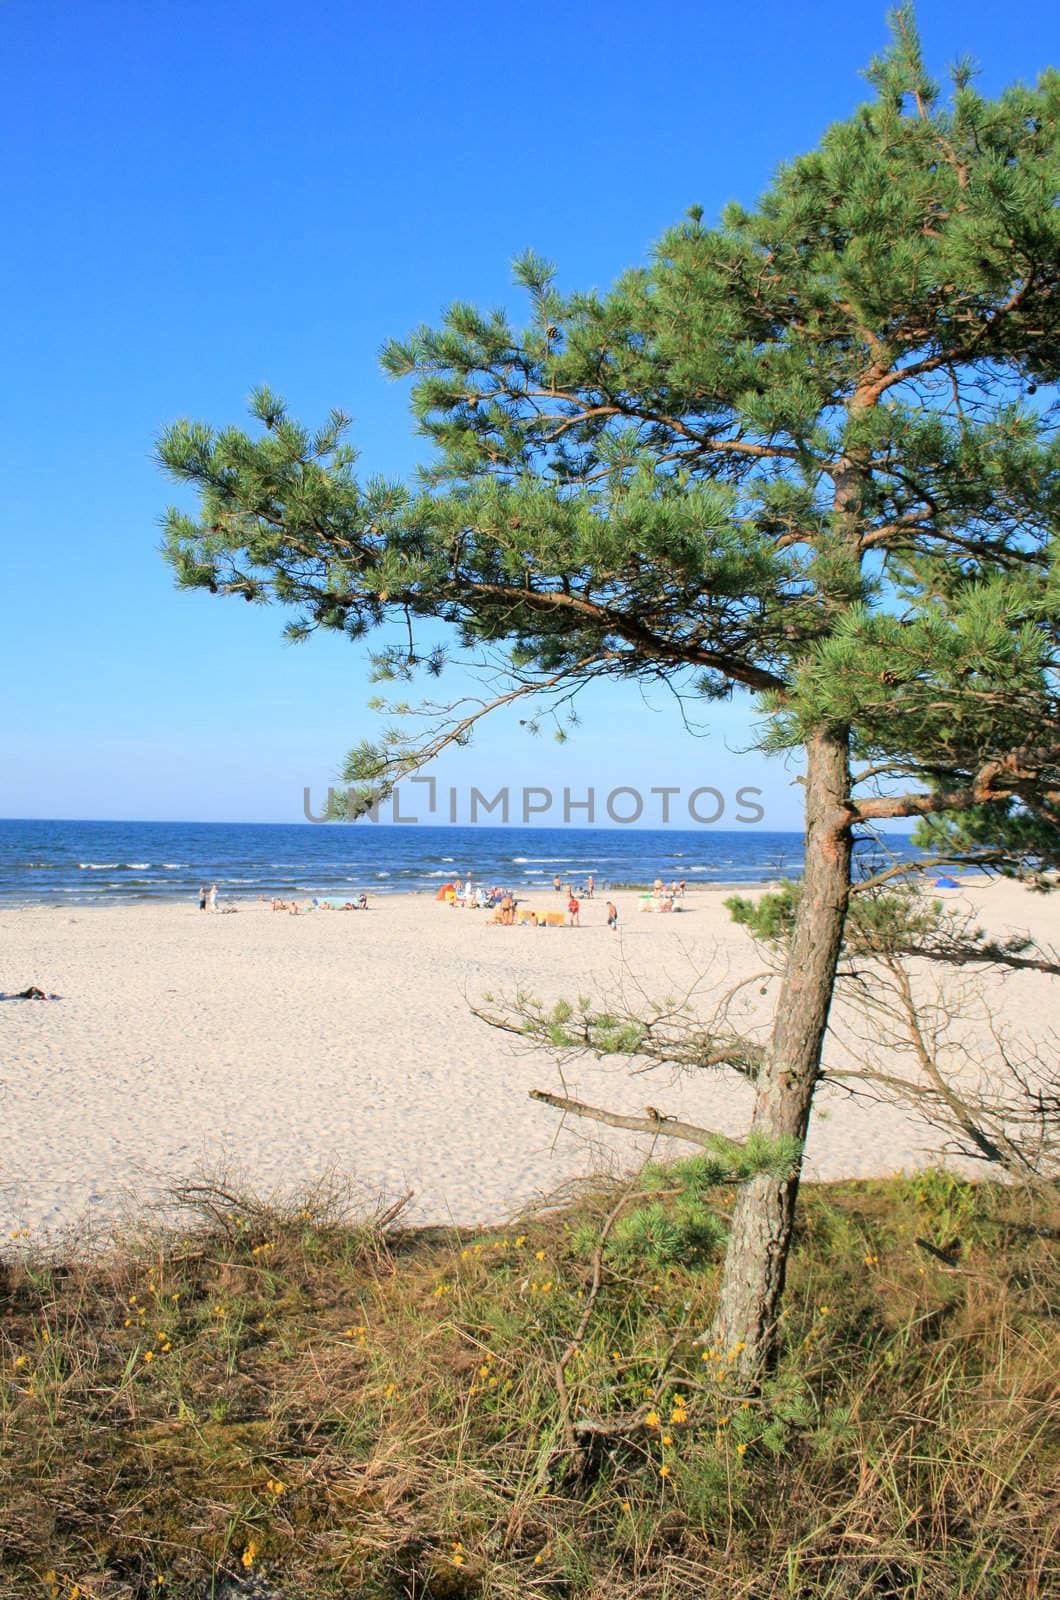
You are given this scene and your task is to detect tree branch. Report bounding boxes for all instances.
[528,1089,733,1150]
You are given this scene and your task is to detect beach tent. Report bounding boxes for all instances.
[435,882,456,900]
[933,877,960,889]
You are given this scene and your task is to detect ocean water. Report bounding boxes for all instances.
[0,819,922,907]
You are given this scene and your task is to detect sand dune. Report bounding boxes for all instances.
[1,880,1056,1243]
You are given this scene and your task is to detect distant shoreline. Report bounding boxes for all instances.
[1,872,996,912]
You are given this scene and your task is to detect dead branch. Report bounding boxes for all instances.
[529,1089,734,1151]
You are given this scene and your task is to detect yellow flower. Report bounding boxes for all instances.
[736,1442,747,1456]
[645,1411,660,1427]
[661,1434,673,1446]
[659,1464,671,1478]
[14,1354,26,1368]
[514,1235,526,1247]
[241,1542,256,1569]
[143,1350,154,1363]
[819,1305,830,1316]
[534,1249,546,1261]
[670,1407,688,1424]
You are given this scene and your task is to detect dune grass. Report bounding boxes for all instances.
[2,1170,1057,1599]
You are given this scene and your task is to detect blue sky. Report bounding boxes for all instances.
[2,0,1055,825]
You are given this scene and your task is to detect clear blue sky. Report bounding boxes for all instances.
[2,0,1055,825]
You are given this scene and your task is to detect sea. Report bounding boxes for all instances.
[0,819,924,908]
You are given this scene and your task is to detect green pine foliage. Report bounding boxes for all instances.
[574,1140,803,1269]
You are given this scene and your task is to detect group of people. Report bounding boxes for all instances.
[198,884,218,912]
[437,876,508,910]
[270,894,369,914]
[436,869,619,931]
[553,872,595,898]
[432,865,695,933]
[639,877,688,914]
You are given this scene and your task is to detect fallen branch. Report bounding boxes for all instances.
[529,1089,731,1150]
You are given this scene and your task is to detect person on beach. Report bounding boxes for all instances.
[606,900,619,930]
[208,883,218,912]
[198,885,206,912]
[586,874,595,899]
[567,892,580,927]
[553,874,562,893]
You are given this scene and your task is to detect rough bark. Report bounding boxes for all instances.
[707,727,854,1380]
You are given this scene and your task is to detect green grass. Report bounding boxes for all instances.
[2,1172,1057,1599]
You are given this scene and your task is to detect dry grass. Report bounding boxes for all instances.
[1,1171,1057,1599]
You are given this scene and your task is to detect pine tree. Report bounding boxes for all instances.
[158,10,1060,1381]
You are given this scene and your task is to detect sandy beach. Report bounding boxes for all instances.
[2,880,1056,1243]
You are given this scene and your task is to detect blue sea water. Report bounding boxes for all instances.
[0,819,922,907]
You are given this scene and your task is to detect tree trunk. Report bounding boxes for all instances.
[708,727,853,1381]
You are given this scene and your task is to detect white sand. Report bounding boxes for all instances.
[1,880,1056,1243]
